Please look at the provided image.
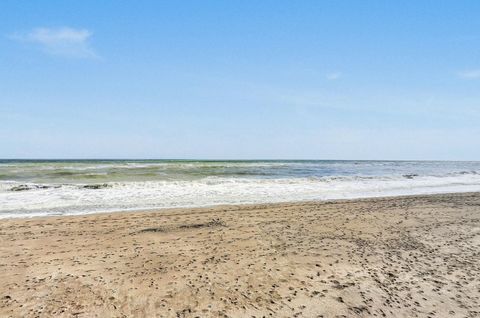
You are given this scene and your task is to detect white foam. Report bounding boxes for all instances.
[1,173,480,218]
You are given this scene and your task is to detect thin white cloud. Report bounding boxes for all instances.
[326,72,342,80]
[457,69,480,79]
[10,27,98,59]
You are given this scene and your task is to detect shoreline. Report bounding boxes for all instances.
[3,190,480,220]
[1,192,479,317]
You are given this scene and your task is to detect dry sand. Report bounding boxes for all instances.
[1,192,479,317]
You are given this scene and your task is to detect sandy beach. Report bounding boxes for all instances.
[1,192,479,317]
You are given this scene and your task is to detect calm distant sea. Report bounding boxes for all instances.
[1,160,480,218]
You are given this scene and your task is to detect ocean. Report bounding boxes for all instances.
[1,159,480,218]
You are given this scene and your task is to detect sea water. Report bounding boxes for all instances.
[1,160,480,218]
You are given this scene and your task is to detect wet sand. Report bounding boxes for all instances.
[1,192,479,317]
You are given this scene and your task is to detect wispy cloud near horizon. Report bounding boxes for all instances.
[326,72,342,80]
[10,27,98,59]
[457,69,480,79]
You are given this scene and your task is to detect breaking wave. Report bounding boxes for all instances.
[1,160,480,218]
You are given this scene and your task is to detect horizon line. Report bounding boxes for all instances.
[0,158,478,162]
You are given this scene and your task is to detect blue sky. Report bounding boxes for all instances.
[1,1,479,160]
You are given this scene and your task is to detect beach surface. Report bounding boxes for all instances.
[1,193,479,317]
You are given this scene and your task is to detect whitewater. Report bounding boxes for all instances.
[1,160,480,218]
